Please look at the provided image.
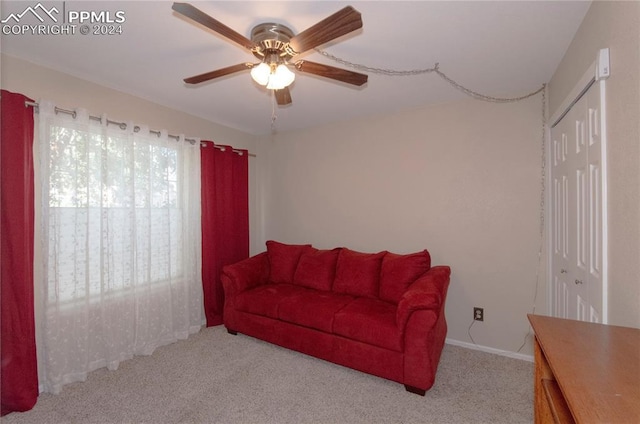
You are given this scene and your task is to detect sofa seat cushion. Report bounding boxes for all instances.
[278,291,355,333]
[235,284,309,319]
[333,298,402,352]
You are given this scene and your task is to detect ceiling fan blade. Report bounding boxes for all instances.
[184,63,252,84]
[288,6,362,55]
[295,60,368,86]
[274,87,292,106]
[172,2,255,50]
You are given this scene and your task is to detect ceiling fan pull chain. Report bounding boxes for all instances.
[271,92,278,134]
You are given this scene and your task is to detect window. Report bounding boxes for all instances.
[45,124,184,303]
[36,102,203,394]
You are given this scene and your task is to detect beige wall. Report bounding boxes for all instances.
[257,96,545,355]
[549,1,640,328]
[1,54,264,255]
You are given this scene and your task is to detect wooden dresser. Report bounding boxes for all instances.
[528,314,640,424]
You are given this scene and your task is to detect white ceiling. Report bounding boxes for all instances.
[1,1,591,135]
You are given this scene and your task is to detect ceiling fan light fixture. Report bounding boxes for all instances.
[252,60,295,90]
[266,64,295,90]
[250,62,271,86]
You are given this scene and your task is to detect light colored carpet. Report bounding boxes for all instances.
[3,326,533,424]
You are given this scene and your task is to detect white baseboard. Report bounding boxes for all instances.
[445,338,534,362]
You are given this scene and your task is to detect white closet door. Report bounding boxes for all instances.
[585,82,605,323]
[550,80,606,323]
[551,101,578,319]
[548,49,611,324]
[573,92,591,321]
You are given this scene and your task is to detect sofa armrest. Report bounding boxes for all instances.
[221,252,270,298]
[396,266,451,329]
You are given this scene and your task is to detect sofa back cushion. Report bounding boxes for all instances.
[333,248,387,298]
[379,250,431,303]
[266,241,312,284]
[293,247,341,291]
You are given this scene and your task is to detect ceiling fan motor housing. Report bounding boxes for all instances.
[250,23,295,60]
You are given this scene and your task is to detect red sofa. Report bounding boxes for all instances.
[221,241,451,395]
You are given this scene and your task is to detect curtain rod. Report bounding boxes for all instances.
[24,100,256,158]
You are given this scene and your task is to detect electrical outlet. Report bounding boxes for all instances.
[474,307,484,322]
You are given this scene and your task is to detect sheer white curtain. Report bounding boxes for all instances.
[36,101,204,394]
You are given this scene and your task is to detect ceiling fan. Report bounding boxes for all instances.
[172,2,368,106]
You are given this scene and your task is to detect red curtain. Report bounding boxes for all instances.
[1,90,38,415]
[201,142,249,326]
